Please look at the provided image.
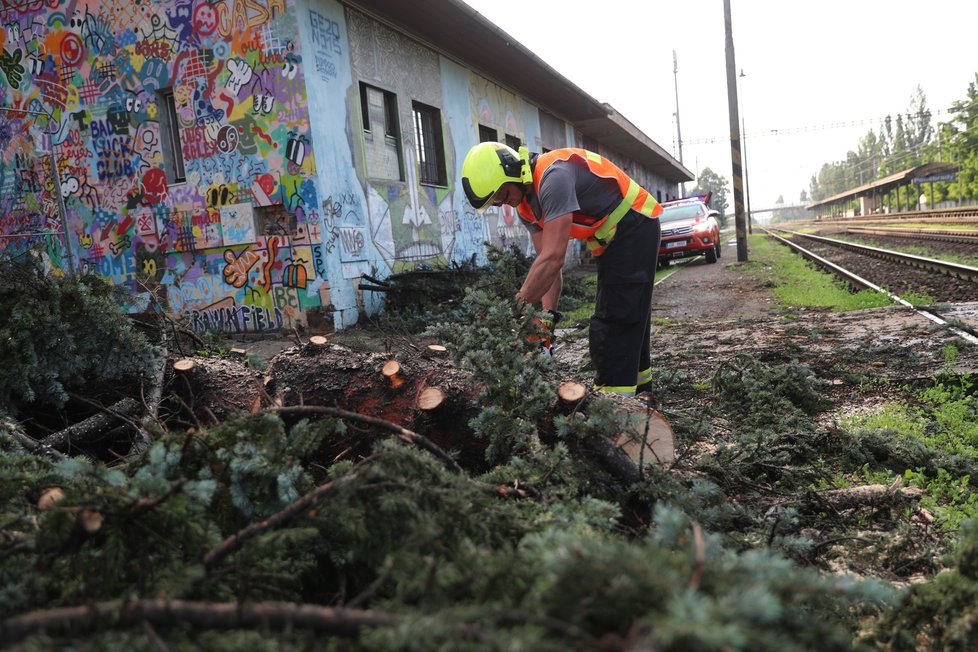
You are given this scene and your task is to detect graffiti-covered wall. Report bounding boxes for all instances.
[0,0,337,332]
[1,0,681,333]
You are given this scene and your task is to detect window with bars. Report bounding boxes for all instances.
[413,101,446,186]
[504,133,522,151]
[157,89,186,184]
[478,124,497,143]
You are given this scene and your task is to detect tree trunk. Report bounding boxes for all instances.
[165,342,674,480]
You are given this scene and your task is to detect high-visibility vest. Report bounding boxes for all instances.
[516,149,662,256]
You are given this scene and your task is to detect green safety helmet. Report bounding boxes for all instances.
[461,141,530,213]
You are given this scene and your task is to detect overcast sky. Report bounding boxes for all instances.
[459,0,978,210]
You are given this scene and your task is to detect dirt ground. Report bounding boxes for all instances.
[647,239,978,377]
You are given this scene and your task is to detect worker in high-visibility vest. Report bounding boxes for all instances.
[461,141,663,396]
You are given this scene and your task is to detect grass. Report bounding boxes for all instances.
[746,234,894,311]
[839,370,978,531]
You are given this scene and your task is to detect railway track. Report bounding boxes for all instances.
[763,227,978,346]
[842,226,978,246]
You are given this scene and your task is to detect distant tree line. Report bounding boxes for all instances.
[808,74,978,208]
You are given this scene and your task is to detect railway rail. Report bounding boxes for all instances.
[842,226,978,246]
[811,205,978,225]
[762,227,978,346]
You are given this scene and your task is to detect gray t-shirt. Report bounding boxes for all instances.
[521,157,623,233]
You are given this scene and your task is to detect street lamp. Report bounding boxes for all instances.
[673,50,685,197]
[739,69,752,233]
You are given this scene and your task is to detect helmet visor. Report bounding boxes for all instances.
[462,176,493,213]
[476,185,512,214]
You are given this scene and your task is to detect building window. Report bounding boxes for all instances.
[504,133,521,150]
[359,82,403,181]
[478,124,497,143]
[413,101,446,186]
[157,89,185,184]
[359,82,399,139]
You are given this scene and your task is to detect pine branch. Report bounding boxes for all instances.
[203,472,388,570]
[268,405,463,474]
[0,599,396,644]
[268,406,539,499]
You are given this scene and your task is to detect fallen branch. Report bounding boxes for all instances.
[268,405,462,474]
[6,423,67,461]
[0,599,396,645]
[204,476,349,569]
[41,397,141,453]
[804,483,924,512]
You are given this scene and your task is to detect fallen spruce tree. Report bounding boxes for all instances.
[2,250,978,650]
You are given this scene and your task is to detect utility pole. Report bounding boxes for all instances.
[739,69,752,234]
[723,0,748,262]
[673,50,685,197]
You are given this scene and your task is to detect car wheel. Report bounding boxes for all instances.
[715,241,722,259]
[706,247,718,264]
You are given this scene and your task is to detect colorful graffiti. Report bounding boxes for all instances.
[0,0,325,332]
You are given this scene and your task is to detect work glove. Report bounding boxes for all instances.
[527,309,562,351]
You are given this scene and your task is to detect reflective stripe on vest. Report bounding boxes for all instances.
[516,149,663,256]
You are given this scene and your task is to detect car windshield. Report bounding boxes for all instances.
[660,203,704,223]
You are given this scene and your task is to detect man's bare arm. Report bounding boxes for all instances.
[516,213,572,308]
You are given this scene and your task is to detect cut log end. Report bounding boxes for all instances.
[37,487,65,510]
[173,359,196,373]
[614,409,675,465]
[308,335,328,346]
[382,360,405,389]
[78,509,104,534]
[417,387,445,411]
[426,344,448,355]
[557,381,587,403]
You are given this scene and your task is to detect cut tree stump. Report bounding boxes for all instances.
[173,359,196,373]
[417,387,445,411]
[382,360,406,389]
[557,381,587,403]
[162,356,266,426]
[309,335,328,346]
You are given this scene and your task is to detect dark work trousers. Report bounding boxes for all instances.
[589,210,661,391]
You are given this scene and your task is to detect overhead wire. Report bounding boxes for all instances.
[683,103,977,146]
